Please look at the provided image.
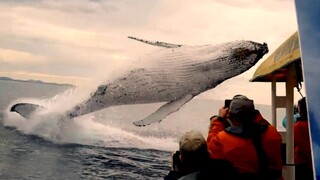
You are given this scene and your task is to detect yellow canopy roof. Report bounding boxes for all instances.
[250,32,301,82]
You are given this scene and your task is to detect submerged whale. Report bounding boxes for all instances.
[10,37,268,126]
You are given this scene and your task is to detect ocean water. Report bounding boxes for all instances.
[0,80,284,179]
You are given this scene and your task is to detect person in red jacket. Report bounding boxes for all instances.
[164,130,238,180]
[207,95,283,179]
[294,97,313,180]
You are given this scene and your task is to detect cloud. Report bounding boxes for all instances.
[0,48,45,63]
[0,0,299,104]
[212,0,293,12]
[0,70,89,85]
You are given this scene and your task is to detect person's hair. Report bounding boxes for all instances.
[179,130,208,167]
[298,97,307,119]
[229,111,255,124]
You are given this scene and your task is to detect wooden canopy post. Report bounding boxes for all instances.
[271,77,277,126]
[285,64,296,180]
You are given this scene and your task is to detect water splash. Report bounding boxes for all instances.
[3,89,180,152]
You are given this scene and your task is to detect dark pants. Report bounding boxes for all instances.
[296,164,314,180]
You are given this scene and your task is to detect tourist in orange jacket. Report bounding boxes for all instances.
[207,95,283,179]
[294,97,313,180]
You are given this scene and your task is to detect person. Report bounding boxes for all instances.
[282,104,300,128]
[164,130,238,180]
[207,95,283,179]
[294,97,313,180]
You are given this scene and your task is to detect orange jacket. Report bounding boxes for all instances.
[207,111,282,178]
[294,118,312,167]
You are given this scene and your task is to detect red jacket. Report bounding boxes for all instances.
[294,118,312,167]
[207,111,282,179]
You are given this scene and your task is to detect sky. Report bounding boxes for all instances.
[0,0,301,104]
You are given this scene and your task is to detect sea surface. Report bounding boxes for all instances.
[0,79,285,179]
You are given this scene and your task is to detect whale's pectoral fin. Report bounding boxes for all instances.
[133,94,194,127]
[128,36,183,48]
[10,103,45,119]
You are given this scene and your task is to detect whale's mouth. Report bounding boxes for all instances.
[254,42,269,61]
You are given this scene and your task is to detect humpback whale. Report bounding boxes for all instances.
[10,37,268,126]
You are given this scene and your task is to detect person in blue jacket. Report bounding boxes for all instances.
[282,105,300,128]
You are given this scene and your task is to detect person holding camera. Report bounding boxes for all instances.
[207,95,283,180]
[165,130,237,180]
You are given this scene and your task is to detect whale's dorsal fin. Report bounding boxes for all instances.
[133,94,194,127]
[128,36,183,48]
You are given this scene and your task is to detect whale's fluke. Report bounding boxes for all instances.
[10,103,44,118]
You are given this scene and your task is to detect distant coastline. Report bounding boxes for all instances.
[0,76,74,87]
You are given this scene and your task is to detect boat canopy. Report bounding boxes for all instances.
[250,31,305,180]
[250,32,302,82]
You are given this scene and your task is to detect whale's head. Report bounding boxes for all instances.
[246,41,269,64]
[223,40,269,77]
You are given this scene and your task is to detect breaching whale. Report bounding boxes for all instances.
[10,37,268,126]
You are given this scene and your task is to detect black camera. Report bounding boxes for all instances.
[224,99,232,108]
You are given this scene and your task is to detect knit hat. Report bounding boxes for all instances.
[229,95,255,117]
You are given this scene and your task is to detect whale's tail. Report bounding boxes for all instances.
[10,103,44,118]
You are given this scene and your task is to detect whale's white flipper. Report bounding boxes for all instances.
[133,94,194,126]
[128,36,183,48]
[10,103,44,118]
